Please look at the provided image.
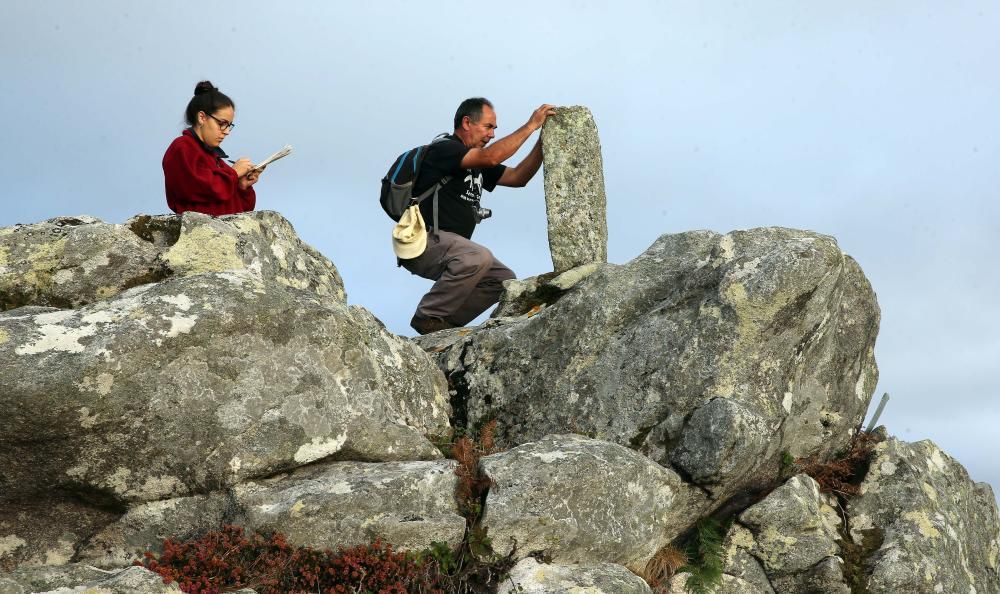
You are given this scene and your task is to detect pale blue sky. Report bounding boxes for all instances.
[2,1,997,496]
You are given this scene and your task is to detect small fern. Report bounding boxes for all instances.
[680,518,727,594]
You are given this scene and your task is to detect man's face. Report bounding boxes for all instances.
[465,105,497,148]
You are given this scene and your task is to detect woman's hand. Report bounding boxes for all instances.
[231,157,253,177]
[239,166,264,190]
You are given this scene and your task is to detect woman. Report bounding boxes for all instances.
[162,81,261,216]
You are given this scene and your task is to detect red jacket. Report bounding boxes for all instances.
[162,129,256,216]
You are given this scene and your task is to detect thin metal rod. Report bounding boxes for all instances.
[865,392,890,433]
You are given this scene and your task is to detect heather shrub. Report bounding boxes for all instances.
[795,430,880,496]
[140,525,445,594]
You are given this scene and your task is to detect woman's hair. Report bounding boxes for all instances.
[184,81,235,126]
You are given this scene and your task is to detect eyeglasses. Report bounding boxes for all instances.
[205,113,235,132]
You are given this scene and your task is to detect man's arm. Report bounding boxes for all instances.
[460,104,555,169]
[496,138,542,187]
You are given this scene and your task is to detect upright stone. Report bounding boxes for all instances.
[541,106,608,273]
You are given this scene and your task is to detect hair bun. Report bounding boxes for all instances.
[193,81,218,96]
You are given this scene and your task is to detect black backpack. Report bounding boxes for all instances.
[380,135,452,228]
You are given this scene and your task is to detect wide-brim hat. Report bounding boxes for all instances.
[392,205,427,259]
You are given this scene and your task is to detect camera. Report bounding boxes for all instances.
[474,207,492,223]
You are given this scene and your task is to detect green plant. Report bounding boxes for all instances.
[679,518,727,594]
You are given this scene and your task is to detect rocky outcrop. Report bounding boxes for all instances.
[2,210,997,594]
[0,212,450,569]
[847,438,1000,594]
[499,557,652,594]
[421,227,880,510]
[0,210,345,311]
[479,435,703,572]
[541,106,608,273]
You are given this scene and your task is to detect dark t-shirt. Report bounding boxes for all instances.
[413,135,506,240]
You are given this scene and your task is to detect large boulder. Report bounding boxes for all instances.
[478,434,703,573]
[732,474,849,594]
[847,438,1000,594]
[233,459,466,552]
[421,228,880,507]
[0,210,345,311]
[541,106,608,273]
[0,270,450,565]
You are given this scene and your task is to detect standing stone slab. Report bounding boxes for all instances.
[541,106,608,273]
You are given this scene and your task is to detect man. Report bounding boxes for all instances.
[401,98,556,335]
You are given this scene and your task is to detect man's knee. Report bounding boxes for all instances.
[450,244,493,277]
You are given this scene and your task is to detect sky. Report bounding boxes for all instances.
[2,1,997,498]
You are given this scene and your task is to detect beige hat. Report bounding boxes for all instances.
[392,205,427,259]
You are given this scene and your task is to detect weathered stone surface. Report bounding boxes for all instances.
[76,493,234,568]
[737,475,843,577]
[0,564,111,594]
[0,499,118,569]
[0,271,450,506]
[498,557,651,594]
[424,228,880,507]
[491,263,601,319]
[541,106,608,273]
[479,435,704,572]
[0,210,345,311]
[847,438,1000,594]
[234,460,466,552]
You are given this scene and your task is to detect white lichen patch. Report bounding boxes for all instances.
[43,538,75,565]
[229,456,242,475]
[921,482,939,502]
[0,535,27,556]
[80,310,115,325]
[719,234,736,261]
[903,510,942,539]
[294,432,349,464]
[854,369,867,401]
[77,372,115,396]
[163,313,197,338]
[782,392,794,413]
[270,242,288,267]
[530,451,572,463]
[78,407,100,428]
[927,448,948,473]
[324,481,353,496]
[105,466,133,496]
[159,294,193,311]
[15,322,96,355]
[880,461,897,476]
[132,475,185,500]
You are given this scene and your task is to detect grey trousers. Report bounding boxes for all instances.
[401,230,515,326]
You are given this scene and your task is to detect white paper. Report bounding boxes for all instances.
[254,145,292,170]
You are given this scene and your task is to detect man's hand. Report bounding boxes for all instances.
[528,104,557,131]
